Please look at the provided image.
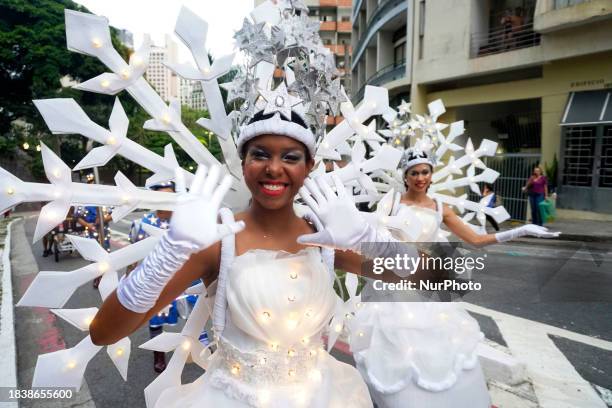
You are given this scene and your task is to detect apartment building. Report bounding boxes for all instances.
[145,34,180,103]
[180,78,207,111]
[255,0,353,125]
[352,0,612,218]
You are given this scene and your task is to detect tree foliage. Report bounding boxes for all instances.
[1,0,223,183]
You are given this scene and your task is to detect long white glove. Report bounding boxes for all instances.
[495,224,560,243]
[117,165,245,313]
[298,175,418,276]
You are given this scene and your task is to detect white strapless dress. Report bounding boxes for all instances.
[351,203,490,408]
[156,247,372,408]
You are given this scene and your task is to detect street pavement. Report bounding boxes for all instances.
[9,213,612,407]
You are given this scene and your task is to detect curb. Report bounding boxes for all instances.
[0,219,19,408]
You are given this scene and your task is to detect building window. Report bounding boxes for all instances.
[341,16,350,22]
[394,43,405,64]
[418,0,425,59]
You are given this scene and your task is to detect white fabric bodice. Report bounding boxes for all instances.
[394,203,442,242]
[224,247,337,348]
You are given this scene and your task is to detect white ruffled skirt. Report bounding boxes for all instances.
[351,302,490,408]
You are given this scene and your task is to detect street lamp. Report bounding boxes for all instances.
[23,142,30,150]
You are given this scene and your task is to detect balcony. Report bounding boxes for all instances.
[352,0,407,69]
[470,23,541,58]
[337,21,352,32]
[324,44,353,56]
[534,0,612,33]
[352,59,406,103]
[320,21,337,31]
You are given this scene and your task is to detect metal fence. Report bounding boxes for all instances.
[469,153,541,221]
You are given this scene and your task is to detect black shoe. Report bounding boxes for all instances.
[154,352,166,373]
[42,249,50,257]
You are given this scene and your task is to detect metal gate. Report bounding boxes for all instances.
[558,125,612,213]
[469,154,542,221]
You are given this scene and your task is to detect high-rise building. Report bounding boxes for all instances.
[145,34,180,102]
[351,0,612,218]
[180,78,207,111]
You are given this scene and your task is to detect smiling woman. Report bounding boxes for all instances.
[90,107,375,407]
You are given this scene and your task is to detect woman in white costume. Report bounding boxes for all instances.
[350,148,560,408]
[88,110,405,408]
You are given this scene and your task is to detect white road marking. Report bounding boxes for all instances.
[463,302,609,408]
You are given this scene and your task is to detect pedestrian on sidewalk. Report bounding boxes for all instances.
[522,166,548,226]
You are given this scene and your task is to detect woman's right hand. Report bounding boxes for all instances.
[169,165,245,250]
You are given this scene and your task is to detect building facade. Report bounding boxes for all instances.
[180,78,207,111]
[352,0,612,217]
[145,34,180,103]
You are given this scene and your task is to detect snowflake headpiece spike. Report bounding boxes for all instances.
[229,0,346,148]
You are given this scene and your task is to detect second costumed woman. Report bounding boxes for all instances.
[349,144,560,408]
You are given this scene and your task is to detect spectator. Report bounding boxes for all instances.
[523,166,548,226]
[482,183,500,231]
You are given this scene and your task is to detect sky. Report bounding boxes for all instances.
[73,0,254,63]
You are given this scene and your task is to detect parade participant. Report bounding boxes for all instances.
[127,181,208,373]
[343,148,559,408]
[88,109,396,407]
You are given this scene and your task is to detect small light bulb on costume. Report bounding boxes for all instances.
[120,68,131,80]
[98,262,110,273]
[438,312,449,321]
[52,168,61,178]
[301,337,310,345]
[230,363,240,375]
[100,79,110,89]
[66,360,77,369]
[182,340,191,350]
[358,331,364,337]
[286,319,298,330]
[6,187,15,195]
[116,347,124,356]
[334,323,342,333]
[91,38,103,48]
[161,113,172,125]
[46,211,57,221]
[287,348,296,357]
[107,135,117,145]
[121,195,131,204]
[289,270,298,279]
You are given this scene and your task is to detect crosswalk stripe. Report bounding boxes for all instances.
[462,302,609,408]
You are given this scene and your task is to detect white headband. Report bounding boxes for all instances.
[237,113,316,158]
